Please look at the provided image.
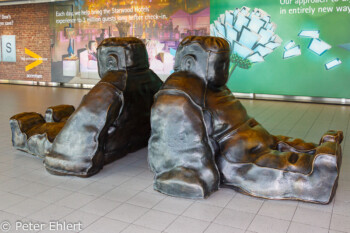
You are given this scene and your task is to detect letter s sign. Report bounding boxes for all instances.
[1,35,16,62]
[6,42,11,53]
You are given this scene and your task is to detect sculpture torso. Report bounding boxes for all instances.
[104,69,162,163]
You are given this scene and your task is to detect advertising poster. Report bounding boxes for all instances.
[50,0,210,84]
[0,4,51,81]
[210,0,350,98]
[1,35,16,62]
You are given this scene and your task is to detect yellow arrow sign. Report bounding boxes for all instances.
[25,48,43,71]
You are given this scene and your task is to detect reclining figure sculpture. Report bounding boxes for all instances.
[148,36,343,204]
[10,37,163,177]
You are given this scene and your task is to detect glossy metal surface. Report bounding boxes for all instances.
[10,37,163,177]
[148,36,343,203]
[44,38,162,177]
[9,105,74,158]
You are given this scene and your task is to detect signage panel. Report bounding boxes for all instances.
[1,35,16,62]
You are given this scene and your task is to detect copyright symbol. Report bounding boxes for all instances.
[0,221,11,232]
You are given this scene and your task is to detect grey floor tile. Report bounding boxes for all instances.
[165,216,210,233]
[182,202,222,222]
[204,223,245,233]
[81,217,128,233]
[126,191,165,208]
[330,214,350,232]
[56,192,96,210]
[226,193,264,214]
[134,210,177,231]
[61,209,101,231]
[153,196,193,215]
[292,206,331,229]
[122,224,161,233]
[248,215,290,233]
[287,222,328,233]
[106,203,148,223]
[258,200,297,221]
[80,197,122,216]
[214,209,255,230]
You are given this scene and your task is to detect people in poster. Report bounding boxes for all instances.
[87,40,98,61]
[50,0,210,84]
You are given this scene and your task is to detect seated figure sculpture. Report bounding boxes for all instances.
[10,37,163,177]
[148,36,342,204]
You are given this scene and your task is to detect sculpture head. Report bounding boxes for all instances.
[97,37,149,78]
[174,36,230,87]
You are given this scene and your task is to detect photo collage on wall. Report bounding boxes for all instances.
[50,0,210,84]
[210,0,350,98]
[0,0,210,84]
[0,0,349,99]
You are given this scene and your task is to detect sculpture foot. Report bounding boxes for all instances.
[218,139,342,204]
[45,167,100,178]
[154,168,214,199]
[44,150,104,178]
[9,106,75,158]
[44,164,100,178]
[321,130,343,144]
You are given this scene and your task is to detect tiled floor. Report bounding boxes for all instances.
[0,84,350,233]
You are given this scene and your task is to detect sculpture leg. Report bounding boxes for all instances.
[44,73,124,177]
[217,121,342,204]
[148,91,220,199]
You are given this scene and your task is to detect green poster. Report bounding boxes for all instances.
[210,0,350,98]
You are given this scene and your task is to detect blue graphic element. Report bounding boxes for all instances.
[308,38,331,56]
[169,48,176,57]
[211,7,281,77]
[283,45,301,59]
[325,58,342,70]
[338,43,350,52]
[284,40,295,51]
[298,30,320,38]
[67,39,74,56]
[75,0,84,11]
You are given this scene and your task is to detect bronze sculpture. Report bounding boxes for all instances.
[10,105,75,158]
[148,36,343,204]
[10,37,163,177]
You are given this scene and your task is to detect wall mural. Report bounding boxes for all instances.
[50,0,210,84]
[0,4,51,81]
[0,0,350,99]
[210,7,281,77]
[210,0,350,99]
